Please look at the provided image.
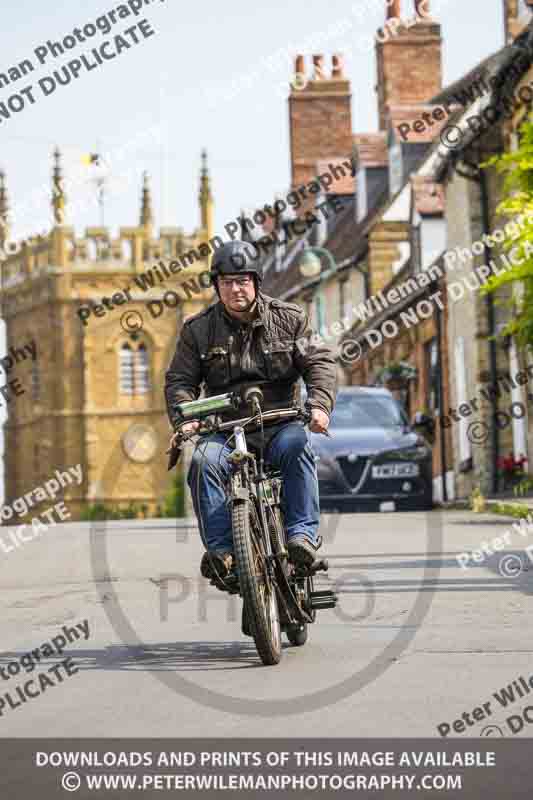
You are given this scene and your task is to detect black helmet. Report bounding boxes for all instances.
[209,241,263,291]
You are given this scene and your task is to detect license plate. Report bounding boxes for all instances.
[372,463,419,478]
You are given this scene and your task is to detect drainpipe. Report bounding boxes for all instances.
[480,170,500,495]
[433,279,448,502]
[455,160,500,495]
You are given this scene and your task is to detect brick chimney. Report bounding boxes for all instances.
[375,0,442,130]
[288,53,353,191]
[503,0,533,43]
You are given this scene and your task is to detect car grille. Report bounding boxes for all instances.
[366,477,424,494]
[337,456,368,488]
[318,480,339,496]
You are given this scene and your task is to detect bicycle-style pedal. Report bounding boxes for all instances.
[310,559,329,574]
[309,589,337,610]
[209,571,240,594]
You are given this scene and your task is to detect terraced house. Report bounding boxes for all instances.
[261,0,533,504]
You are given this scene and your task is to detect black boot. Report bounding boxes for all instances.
[200,551,233,581]
[288,535,316,569]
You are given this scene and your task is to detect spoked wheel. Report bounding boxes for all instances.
[232,489,282,666]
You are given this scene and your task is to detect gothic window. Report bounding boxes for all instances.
[134,343,150,394]
[119,342,151,395]
[120,343,135,395]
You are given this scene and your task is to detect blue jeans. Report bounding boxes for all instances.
[187,422,320,552]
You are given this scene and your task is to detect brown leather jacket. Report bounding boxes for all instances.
[165,292,337,428]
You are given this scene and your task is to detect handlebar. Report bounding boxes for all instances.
[169,387,332,453]
[166,399,330,465]
[173,406,311,444]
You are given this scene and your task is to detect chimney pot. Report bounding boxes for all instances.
[415,0,429,16]
[332,53,345,79]
[387,0,401,18]
[295,54,305,76]
[312,54,325,80]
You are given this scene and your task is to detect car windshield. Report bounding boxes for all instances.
[329,393,407,429]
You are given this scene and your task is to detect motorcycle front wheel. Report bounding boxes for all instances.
[232,488,282,666]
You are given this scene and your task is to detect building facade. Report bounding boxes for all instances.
[0,151,214,520]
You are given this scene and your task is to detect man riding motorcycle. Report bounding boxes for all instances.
[164,240,337,581]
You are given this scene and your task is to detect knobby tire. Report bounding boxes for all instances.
[232,492,282,666]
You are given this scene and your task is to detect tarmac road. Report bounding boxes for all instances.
[1,508,532,738]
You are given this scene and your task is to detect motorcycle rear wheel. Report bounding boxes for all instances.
[286,623,308,646]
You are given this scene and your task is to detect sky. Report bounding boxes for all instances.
[0,0,505,502]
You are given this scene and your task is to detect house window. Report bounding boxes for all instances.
[339,279,347,321]
[425,338,439,413]
[315,292,326,335]
[411,225,421,273]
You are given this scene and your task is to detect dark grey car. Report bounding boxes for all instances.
[309,387,433,512]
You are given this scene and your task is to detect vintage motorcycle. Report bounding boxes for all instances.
[168,386,337,666]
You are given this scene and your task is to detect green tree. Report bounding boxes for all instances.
[162,469,185,518]
[481,119,533,348]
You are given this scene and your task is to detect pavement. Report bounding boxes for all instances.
[1,508,532,739]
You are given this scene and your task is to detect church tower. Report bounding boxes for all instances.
[0,150,214,520]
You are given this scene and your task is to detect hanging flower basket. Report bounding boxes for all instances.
[375,361,417,388]
[498,453,528,491]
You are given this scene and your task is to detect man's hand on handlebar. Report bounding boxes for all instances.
[308,408,330,434]
[181,420,201,436]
